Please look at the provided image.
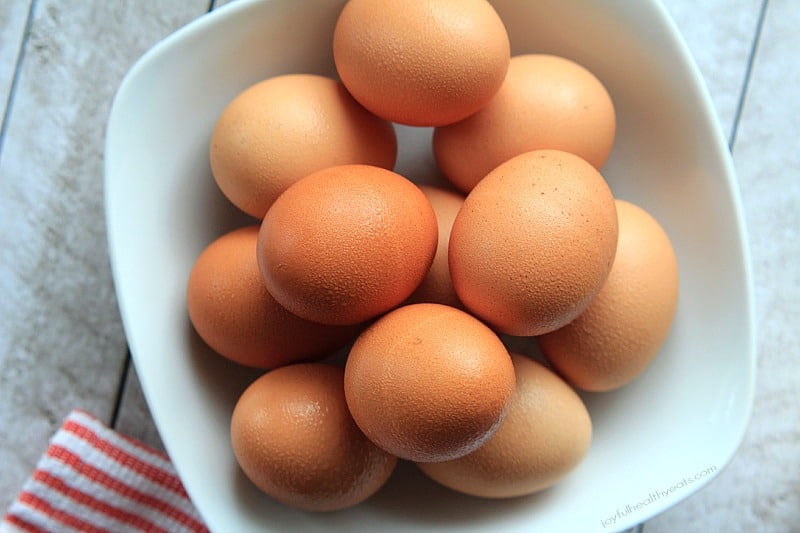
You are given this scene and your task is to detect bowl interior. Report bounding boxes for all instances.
[105,0,755,531]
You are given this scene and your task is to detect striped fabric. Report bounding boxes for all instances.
[1,410,208,533]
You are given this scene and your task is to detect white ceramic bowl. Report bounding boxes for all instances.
[105,0,756,531]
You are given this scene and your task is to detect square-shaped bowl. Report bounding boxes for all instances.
[105,0,756,531]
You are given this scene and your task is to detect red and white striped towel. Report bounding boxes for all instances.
[1,409,208,533]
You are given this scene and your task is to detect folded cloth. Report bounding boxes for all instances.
[1,409,208,533]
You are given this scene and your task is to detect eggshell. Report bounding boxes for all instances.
[209,74,397,218]
[405,185,465,308]
[257,164,438,326]
[230,363,397,511]
[538,199,680,391]
[186,226,361,369]
[332,0,510,126]
[417,353,592,498]
[434,54,616,193]
[343,303,516,463]
[449,149,618,336]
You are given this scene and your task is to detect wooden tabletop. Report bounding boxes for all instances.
[1,1,797,531]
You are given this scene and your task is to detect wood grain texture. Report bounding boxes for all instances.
[0,0,31,122]
[661,0,764,142]
[0,0,209,510]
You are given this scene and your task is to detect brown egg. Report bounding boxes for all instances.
[230,363,397,511]
[417,353,592,498]
[332,0,510,127]
[434,54,616,193]
[538,199,679,392]
[209,74,397,218]
[449,149,618,336]
[186,227,360,368]
[405,185,465,308]
[344,303,516,462]
[257,164,438,326]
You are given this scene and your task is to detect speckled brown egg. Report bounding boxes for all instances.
[449,149,618,336]
[434,54,616,193]
[257,164,438,326]
[538,199,679,392]
[230,363,397,511]
[332,0,510,127]
[343,303,516,463]
[405,185,465,308]
[186,227,361,369]
[417,353,592,498]
[209,74,397,218]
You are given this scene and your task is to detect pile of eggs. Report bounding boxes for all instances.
[186,0,679,513]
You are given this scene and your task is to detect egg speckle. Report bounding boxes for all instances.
[333,0,510,126]
[449,149,618,336]
[434,54,616,192]
[210,74,397,218]
[230,363,398,511]
[405,185,466,308]
[344,303,516,462]
[538,199,679,391]
[257,165,438,326]
[417,353,592,498]
[186,226,360,369]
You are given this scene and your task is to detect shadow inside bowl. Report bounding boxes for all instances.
[363,460,553,526]
[188,159,257,247]
[229,457,564,531]
[185,317,264,418]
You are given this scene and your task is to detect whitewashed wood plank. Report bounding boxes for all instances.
[0,0,31,122]
[0,0,209,510]
[212,0,239,9]
[661,0,764,142]
[647,0,800,531]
